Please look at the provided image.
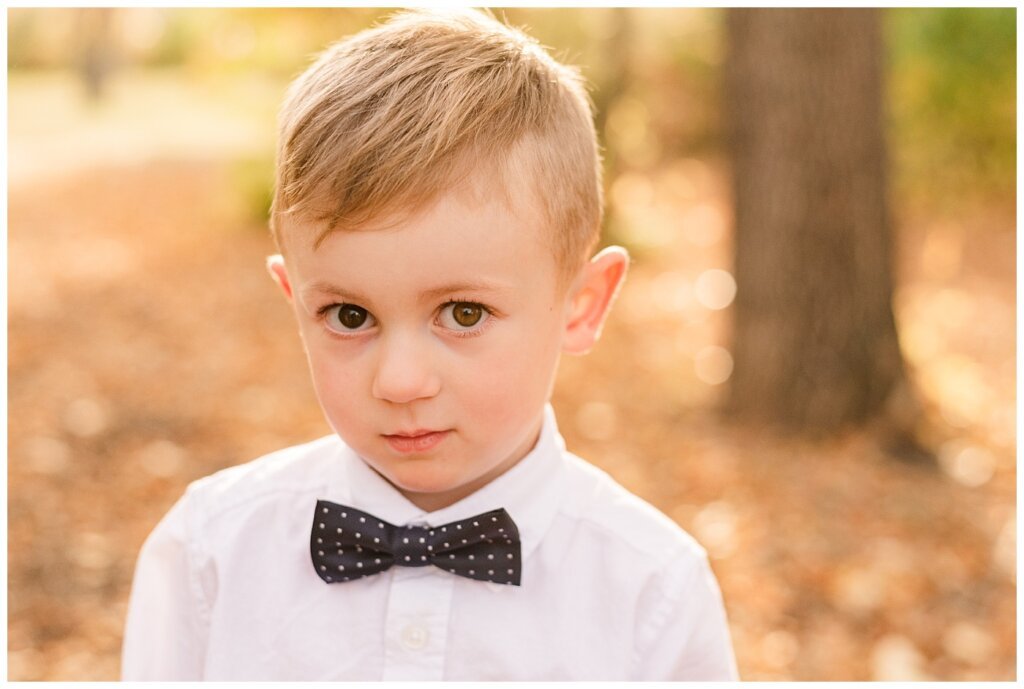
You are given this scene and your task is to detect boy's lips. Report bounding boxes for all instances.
[383,429,451,454]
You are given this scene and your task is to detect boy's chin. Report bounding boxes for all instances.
[383,468,463,497]
[365,459,465,498]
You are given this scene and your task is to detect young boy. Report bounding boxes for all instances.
[121,9,737,680]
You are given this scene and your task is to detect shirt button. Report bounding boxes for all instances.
[399,623,429,650]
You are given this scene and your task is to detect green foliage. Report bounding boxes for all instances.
[229,155,276,230]
[886,8,1016,207]
[146,13,194,68]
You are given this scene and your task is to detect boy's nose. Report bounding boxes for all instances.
[371,332,441,404]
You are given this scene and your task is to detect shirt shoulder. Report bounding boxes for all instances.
[556,450,707,568]
[183,435,343,524]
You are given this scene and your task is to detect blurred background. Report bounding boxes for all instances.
[6,7,1015,681]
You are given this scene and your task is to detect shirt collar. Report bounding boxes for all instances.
[326,404,566,562]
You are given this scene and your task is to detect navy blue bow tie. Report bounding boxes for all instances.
[311,500,522,586]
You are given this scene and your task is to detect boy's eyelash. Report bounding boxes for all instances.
[314,299,498,322]
[440,298,496,316]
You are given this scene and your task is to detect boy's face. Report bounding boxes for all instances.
[270,185,626,513]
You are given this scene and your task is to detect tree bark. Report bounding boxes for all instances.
[723,9,909,437]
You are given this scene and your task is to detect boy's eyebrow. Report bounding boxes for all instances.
[302,279,509,303]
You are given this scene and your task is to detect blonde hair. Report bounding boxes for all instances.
[270,8,603,284]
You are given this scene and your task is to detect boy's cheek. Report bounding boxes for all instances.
[464,338,560,413]
[306,354,362,410]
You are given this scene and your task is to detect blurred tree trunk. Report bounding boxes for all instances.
[723,9,923,447]
[76,8,116,101]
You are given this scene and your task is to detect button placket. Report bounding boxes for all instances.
[382,568,455,680]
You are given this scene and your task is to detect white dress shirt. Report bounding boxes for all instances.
[121,405,738,680]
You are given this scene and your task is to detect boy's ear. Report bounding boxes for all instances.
[266,254,294,302]
[562,246,630,355]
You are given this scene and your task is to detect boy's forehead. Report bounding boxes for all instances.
[281,161,548,260]
[281,184,559,294]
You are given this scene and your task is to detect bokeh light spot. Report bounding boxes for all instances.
[870,634,931,681]
[62,398,110,438]
[692,501,737,558]
[695,345,733,385]
[937,440,996,487]
[942,622,996,666]
[138,439,188,479]
[695,268,736,310]
[23,436,71,475]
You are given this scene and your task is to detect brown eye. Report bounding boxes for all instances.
[452,303,483,327]
[438,301,491,333]
[336,305,368,329]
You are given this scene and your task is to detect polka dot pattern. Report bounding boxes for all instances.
[310,500,522,586]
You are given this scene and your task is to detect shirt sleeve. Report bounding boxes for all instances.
[631,548,739,680]
[121,486,215,680]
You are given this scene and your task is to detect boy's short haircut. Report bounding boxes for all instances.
[270,8,603,286]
